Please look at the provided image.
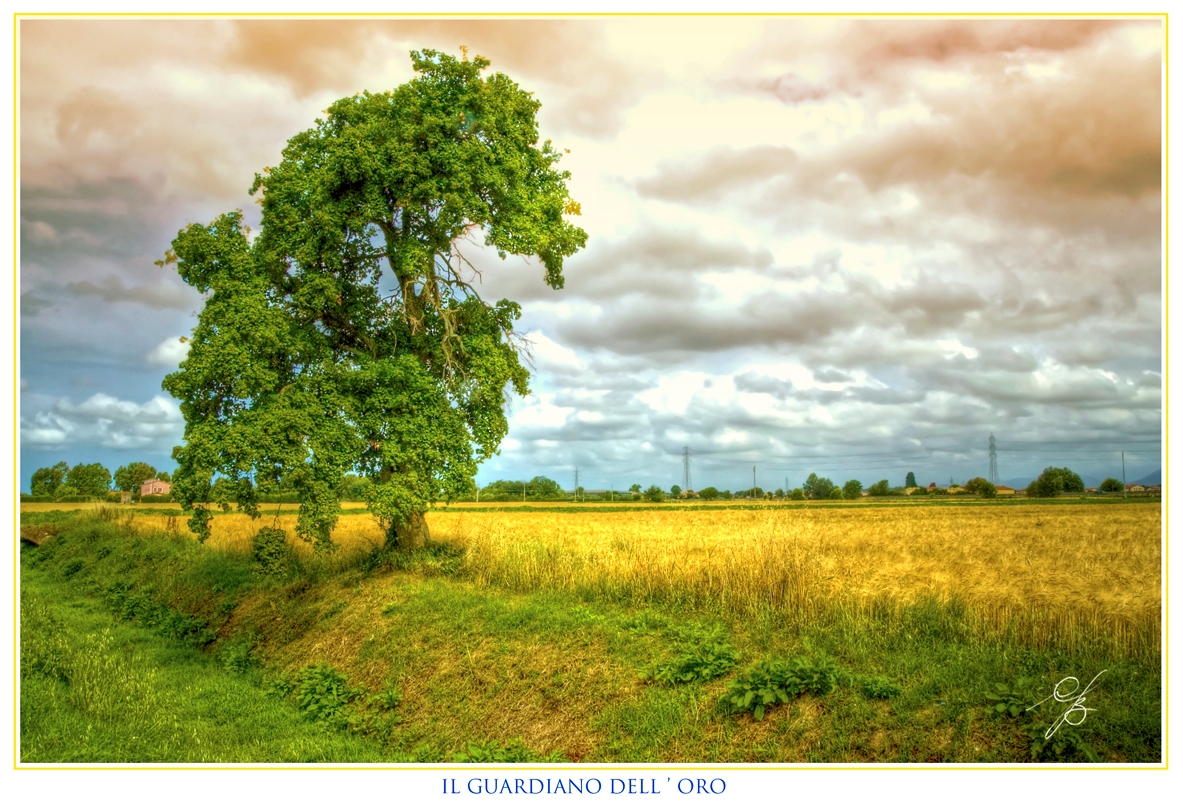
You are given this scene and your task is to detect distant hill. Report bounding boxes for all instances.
[1134,469,1161,486]
[1002,469,1160,490]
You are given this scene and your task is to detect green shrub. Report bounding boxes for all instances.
[862,675,903,699]
[252,526,293,577]
[362,542,464,576]
[650,624,738,684]
[220,638,259,674]
[295,663,358,728]
[985,676,1100,762]
[719,654,842,720]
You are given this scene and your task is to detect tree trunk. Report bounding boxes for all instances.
[388,510,430,550]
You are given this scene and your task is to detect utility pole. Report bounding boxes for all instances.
[752,465,756,498]
[574,467,580,502]
[682,446,692,493]
[1122,451,1127,499]
[988,433,999,485]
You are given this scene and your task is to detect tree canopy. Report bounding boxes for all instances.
[162,50,586,548]
[842,479,863,500]
[1099,477,1124,493]
[1027,466,1084,498]
[66,463,111,496]
[804,473,835,500]
[30,462,69,496]
[114,462,158,493]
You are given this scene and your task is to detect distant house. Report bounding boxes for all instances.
[994,485,1016,496]
[927,482,937,490]
[1126,484,1145,493]
[141,479,171,497]
[679,490,700,499]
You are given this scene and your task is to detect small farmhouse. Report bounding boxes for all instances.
[141,478,171,497]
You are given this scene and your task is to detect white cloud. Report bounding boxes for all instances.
[21,393,184,452]
[146,336,191,367]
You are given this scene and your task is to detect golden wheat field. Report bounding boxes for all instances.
[145,502,1164,654]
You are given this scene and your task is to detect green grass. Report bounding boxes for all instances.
[19,510,1162,764]
[20,572,387,763]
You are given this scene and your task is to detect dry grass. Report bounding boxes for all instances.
[442,505,1161,655]
[132,503,1161,655]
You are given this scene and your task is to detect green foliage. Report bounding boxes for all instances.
[719,654,841,721]
[251,526,293,577]
[30,461,69,496]
[842,479,863,500]
[790,488,805,501]
[1028,466,1085,498]
[1099,477,1124,493]
[480,476,565,502]
[867,479,891,497]
[649,624,738,685]
[829,486,843,500]
[964,477,997,498]
[643,485,665,503]
[451,738,565,763]
[162,49,587,550]
[295,664,358,728]
[804,473,835,500]
[221,638,260,674]
[861,675,903,699]
[113,462,158,493]
[984,675,1103,762]
[905,471,917,488]
[66,463,112,496]
[670,484,682,497]
[362,541,465,576]
[1022,719,1101,762]
[698,486,720,500]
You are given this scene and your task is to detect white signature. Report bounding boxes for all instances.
[1026,670,1108,740]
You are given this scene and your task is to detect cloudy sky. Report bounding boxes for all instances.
[17,16,1164,493]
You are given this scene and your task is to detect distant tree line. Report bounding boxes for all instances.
[26,460,171,501]
[24,460,1119,505]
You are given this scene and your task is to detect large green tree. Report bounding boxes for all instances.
[1027,466,1084,498]
[1099,477,1124,493]
[161,50,586,549]
[30,461,69,496]
[65,463,111,497]
[803,472,835,500]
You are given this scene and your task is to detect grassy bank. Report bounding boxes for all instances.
[19,508,1162,763]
